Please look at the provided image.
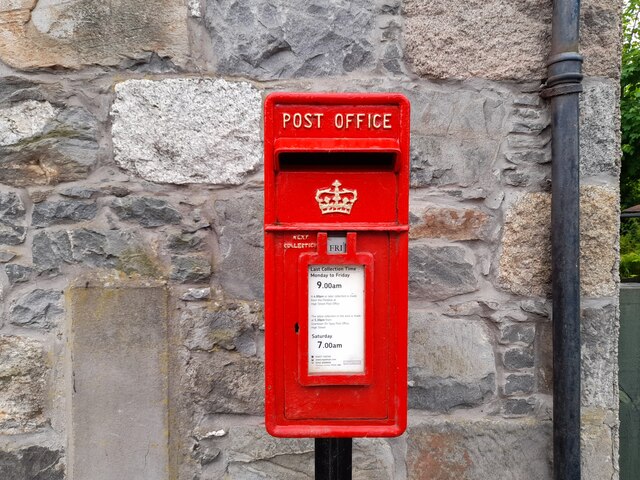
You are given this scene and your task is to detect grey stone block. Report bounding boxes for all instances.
[214,193,264,300]
[33,228,162,277]
[204,0,376,80]
[410,135,501,191]
[0,102,98,188]
[580,79,620,177]
[410,375,496,412]
[9,289,63,329]
[499,324,536,346]
[111,197,181,228]
[0,192,26,245]
[170,255,212,284]
[503,398,536,416]
[60,186,99,199]
[223,429,394,479]
[167,232,206,253]
[503,348,535,370]
[409,314,495,411]
[32,230,73,275]
[0,446,63,480]
[5,264,33,284]
[408,245,478,301]
[582,304,618,408]
[225,426,313,477]
[504,374,535,395]
[32,200,98,227]
[406,417,551,479]
[68,280,169,480]
[189,350,264,415]
[111,79,262,185]
[181,300,263,357]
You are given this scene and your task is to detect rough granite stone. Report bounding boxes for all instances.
[32,230,73,275]
[0,192,26,245]
[181,301,263,359]
[409,313,495,411]
[410,204,491,241]
[406,418,552,479]
[503,398,536,416]
[404,0,550,80]
[189,350,264,415]
[0,446,64,480]
[214,193,264,300]
[504,374,535,395]
[170,256,212,284]
[582,304,618,409]
[111,197,181,228]
[225,426,313,477]
[167,232,206,253]
[204,0,377,80]
[499,324,536,346]
[503,347,535,370]
[502,96,552,190]
[404,0,620,80]
[582,409,617,480]
[0,0,188,70]
[223,427,393,479]
[499,186,618,297]
[32,228,160,277]
[111,79,262,185]
[0,336,48,434]
[580,0,622,79]
[0,101,98,187]
[410,136,501,192]
[9,289,64,329]
[60,186,98,199]
[580,79,620,177]
[4,264,34,285]
[32,200,97,227]
[408,245,478,301]
[69,229,115,267]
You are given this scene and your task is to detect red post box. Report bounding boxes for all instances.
[264,93,410,438]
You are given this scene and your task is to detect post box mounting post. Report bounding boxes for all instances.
[315,438,352,480]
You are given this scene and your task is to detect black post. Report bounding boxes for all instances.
[541,1,582,479]
[315,438,352,480]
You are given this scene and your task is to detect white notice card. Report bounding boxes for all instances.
[308,265,365,374]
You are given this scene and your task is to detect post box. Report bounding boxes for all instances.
[264,93,409,438]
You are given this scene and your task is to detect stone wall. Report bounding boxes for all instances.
[0,0,621,478]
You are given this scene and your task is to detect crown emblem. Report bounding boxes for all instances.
[315,180,358,215]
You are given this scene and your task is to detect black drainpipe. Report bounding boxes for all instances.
[540,0,583,479]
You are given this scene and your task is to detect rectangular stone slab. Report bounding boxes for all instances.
[68,283,168,480]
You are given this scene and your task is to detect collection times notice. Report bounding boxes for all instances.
[308,265,365,374]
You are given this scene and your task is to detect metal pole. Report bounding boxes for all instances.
[315,438,352,480]
[541,1,582,479]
